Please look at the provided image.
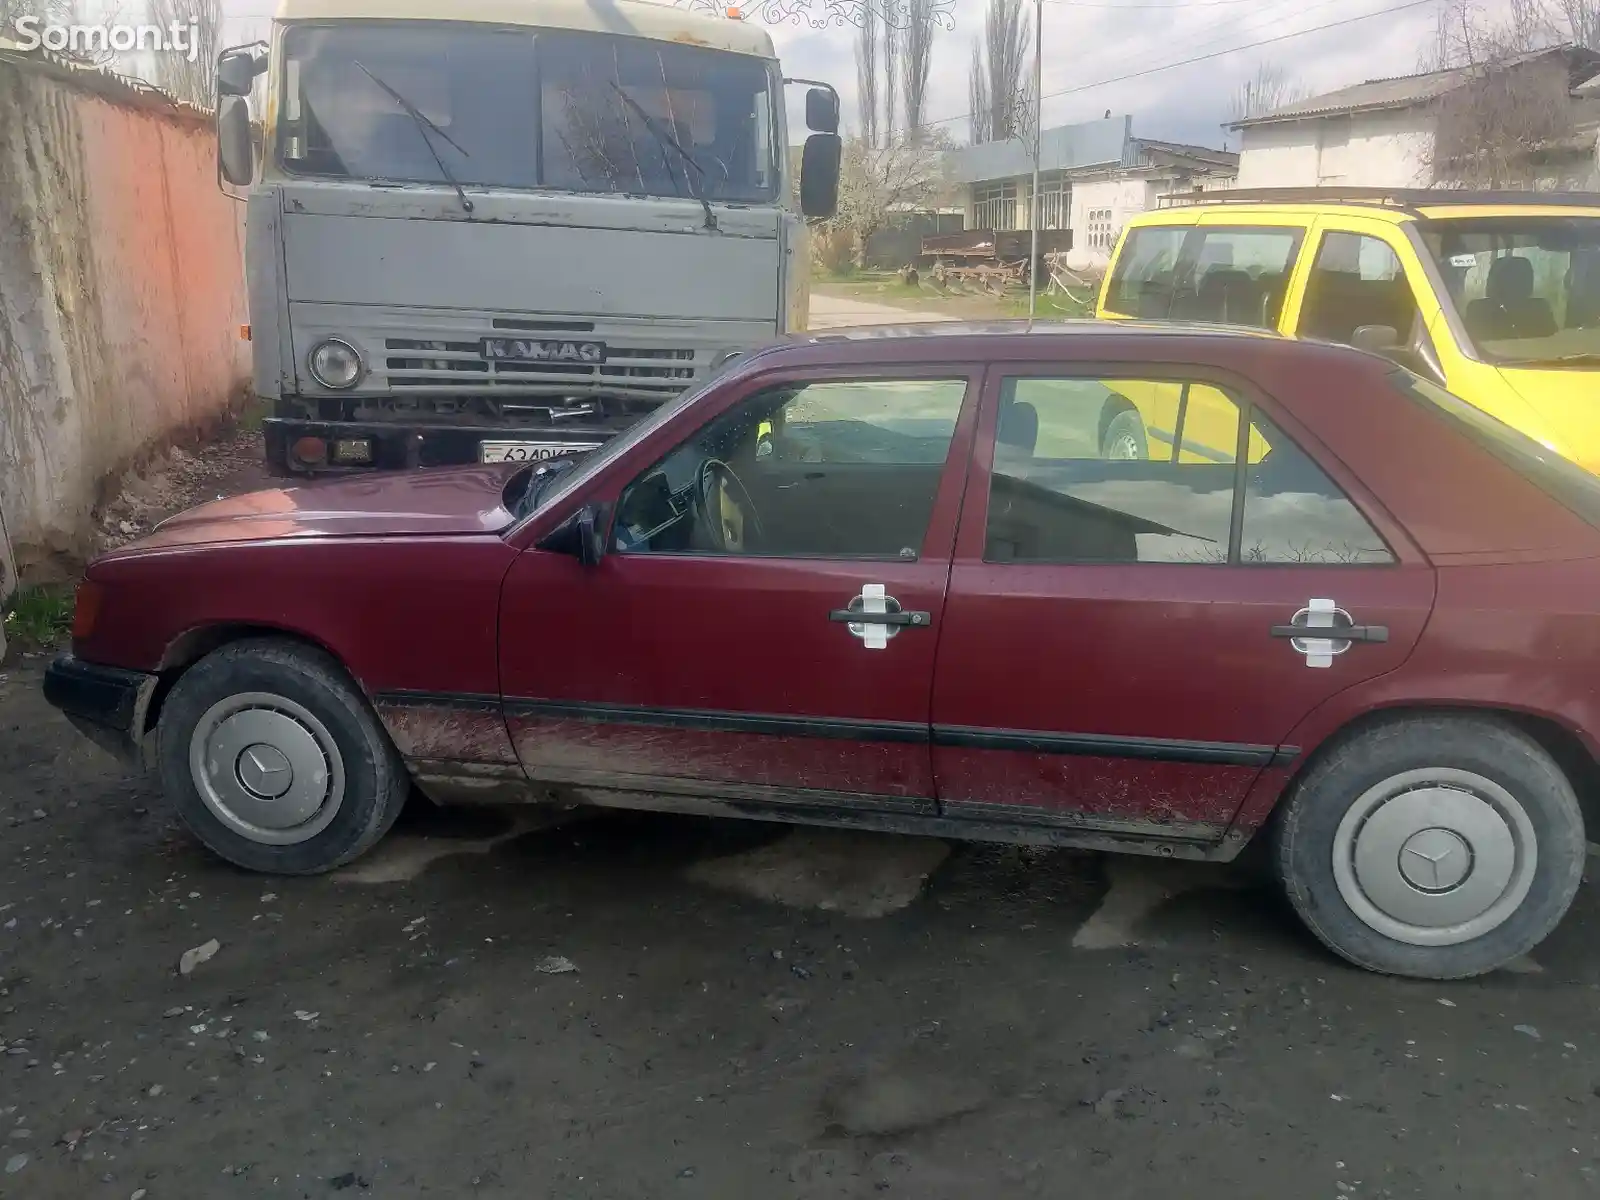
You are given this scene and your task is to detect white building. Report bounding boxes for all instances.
[1233,46,1600,190]
[944,115,1237,270]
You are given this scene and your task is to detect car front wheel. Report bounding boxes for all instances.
[1273,715,1585,979]
[157,638,408,874]
[1100,406,1148,461]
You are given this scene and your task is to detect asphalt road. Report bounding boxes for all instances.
[5,660,1600,1199]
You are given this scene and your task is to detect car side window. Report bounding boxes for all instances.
[1299,232,1423,347]
[1170,228,1303,329]
[1107,227,1188,318]
[613,377,968,560]
[1241,412,1394,564]
[984,376,1393,565]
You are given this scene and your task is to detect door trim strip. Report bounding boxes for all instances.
[373,691,1298,766]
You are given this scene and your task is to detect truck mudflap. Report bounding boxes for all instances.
[263,417,617,475]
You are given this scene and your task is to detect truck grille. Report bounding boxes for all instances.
[382,336,697,396]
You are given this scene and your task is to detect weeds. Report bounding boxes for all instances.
[2,584,74,649]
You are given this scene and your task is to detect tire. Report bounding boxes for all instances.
[156,638,408,875]
[1100,406,1148,461]
[1273,715,1585,979]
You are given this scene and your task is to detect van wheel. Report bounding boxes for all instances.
[1100,407,1148,460]
[157,638,408,875]
[1273,715,1584,979]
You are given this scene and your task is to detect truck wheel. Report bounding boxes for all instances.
[1100,406,1148,460]
[1273,715,1584,979]
[157,638,408,875]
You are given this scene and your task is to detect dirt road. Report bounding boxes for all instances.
[5,659,1600,1198]
[808,293,958,329]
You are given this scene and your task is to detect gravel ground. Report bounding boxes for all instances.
[5,665,1600,1199]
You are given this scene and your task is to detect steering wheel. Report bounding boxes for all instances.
[695,458,765,553]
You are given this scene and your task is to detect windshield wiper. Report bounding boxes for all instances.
[608,83,717,232]
[354,60,474,215]
[1499,352,1600,367]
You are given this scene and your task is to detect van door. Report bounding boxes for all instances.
[1283,217,1449,382]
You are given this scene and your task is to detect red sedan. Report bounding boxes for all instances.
[45,323,1600,980]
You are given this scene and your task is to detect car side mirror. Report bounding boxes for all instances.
[800,133,841,220]
[217,94,254,187]
[1352,324,1401,355]
[539,503,608,566]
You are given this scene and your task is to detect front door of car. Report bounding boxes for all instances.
[498,367,980,818]
[930,365,1436,848]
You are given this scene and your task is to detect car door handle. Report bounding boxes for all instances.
[1271,623,1388,643]
[830,609,932,627]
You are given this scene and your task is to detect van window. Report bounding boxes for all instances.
[1299,233,1421,345]
[1107,225,1300,328]
[1170,228,1301,328]
[1106,227,1187,316]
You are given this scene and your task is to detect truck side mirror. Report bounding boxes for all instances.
[806,87,839,135]
[217,45,265,97]
[217,95,254,187]
[800,133,841,220]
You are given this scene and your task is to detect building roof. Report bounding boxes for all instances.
[272,0,776,57]
[945,116,1234,185]
[1231,45,1600,129]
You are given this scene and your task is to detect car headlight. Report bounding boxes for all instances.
[308,338,363,389]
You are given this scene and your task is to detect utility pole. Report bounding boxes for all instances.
[1027,0,1042,319]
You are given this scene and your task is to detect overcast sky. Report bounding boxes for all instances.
[212,0,1510,149]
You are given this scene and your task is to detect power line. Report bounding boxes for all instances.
[922,0,1439,131]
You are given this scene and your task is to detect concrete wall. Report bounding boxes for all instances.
[1237,109,1435,188]
[0,50,249,575]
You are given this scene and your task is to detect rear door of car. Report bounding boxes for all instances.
[929,358,1436,848]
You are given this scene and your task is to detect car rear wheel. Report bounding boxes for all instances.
[1273,715,1584,979]
[1100,406,1148,461]
[157,638,407,875]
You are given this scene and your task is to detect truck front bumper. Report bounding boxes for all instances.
[264,418,617,476]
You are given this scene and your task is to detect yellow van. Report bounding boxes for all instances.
[1095,188,1600,470]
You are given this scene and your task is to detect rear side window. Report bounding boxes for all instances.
[1107,227,1187,317]
[984,376,1393,565]
[1392,370,1600,527]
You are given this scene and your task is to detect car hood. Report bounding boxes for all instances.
[122,465,521,554]
[1496,366,1600,472]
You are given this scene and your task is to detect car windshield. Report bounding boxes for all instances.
[277,24,778,204]
[1419,215,1600,366]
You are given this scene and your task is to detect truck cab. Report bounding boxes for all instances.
[214,0,840,474]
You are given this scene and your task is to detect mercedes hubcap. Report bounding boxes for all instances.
[1331,768,1537,947]
[188,693,345,846]
[1107,433,1141,460]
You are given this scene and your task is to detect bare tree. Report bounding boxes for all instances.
[1227,62,1308,123]
[1554,0,1600,47]
[145,0,223,107]
[901,0,936,138]
[882,5,899,142]
[856,8,879,146]
[827,126,955,265]
[967,0,1031,144]
[1418,0,1589,186]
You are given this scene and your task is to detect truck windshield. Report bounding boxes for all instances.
[277,24,778,204]
[1419,215,1600,367]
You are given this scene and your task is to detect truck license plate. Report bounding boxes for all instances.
[479,440,600,464]
[481,338,607,363]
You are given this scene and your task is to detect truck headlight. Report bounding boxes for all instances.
[308,339,363,389]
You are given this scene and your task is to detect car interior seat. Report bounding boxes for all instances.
[1465,255,1559,342]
